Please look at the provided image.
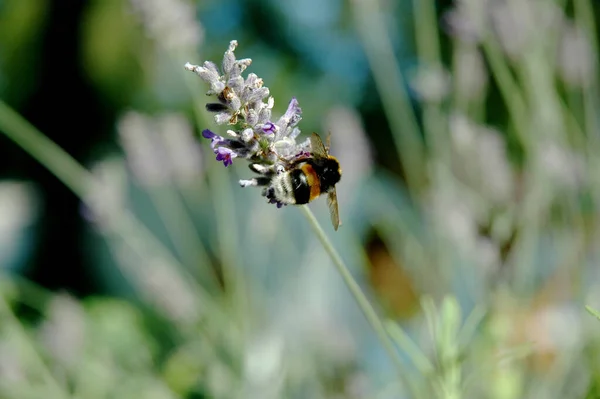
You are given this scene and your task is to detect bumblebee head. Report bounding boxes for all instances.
[322,156,342,188]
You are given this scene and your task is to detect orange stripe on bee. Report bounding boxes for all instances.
[301,163,321,201]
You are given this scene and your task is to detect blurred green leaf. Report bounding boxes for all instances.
[81,0,144,107]
[0,0,49,104]
[84,298,157,370]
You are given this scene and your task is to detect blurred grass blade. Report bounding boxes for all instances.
[480,39,528,148]
[412,0,440,64]
[385,320,434,375]
[586,305,600,321]
[350,0,425,195]
[0,292,69,399]
[457,305,486,348]
[421,295,438,346]
[0,99,92,197]
[440,296,461,346]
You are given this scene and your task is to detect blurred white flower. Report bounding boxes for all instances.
[454,46,488,100]
[0,181,38,234]
[0,181,39,270]
[276,248,357,364]
[262,249,359,397]
[428,175,503,273]
[82,157,128,229]
[118,111,202,187]
[118,111,171,186]
[557,21,596,88]
[449,113,514,204]
[527,304,582,354]
[242,331,285,397]
[409,64,451,103]
[344,372,371,399]
[0,341,24,382]
[38,294,86,369]
[538,141,586,190]
[429,184,478,247]
[207,362,236,399]
[108,241,200,325]
[489,1,532,58]
[490,0,563,59]
[476,126,514,202]
[449,112,477,150]
[157,113,203,186]
[428,115,513,271]
[443,0,490,43]
[475,236,502,275]
[139,259,199,323]
[129,0,203,52]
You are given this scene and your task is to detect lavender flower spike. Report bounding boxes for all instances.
[186,41,317,207]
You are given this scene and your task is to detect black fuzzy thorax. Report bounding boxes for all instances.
[307,157,341,193]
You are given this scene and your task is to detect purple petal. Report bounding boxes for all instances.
[217,146,233,155]
[202,129,229,152]
[202,129,217,139]
[215,147,237,167]
[262,122,276,135]
[294,150,311,159]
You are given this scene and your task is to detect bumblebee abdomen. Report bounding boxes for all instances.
[267,161,329,206]
[271,173,296,204]
[290,169,311,204]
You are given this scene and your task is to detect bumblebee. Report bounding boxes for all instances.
[242,133,342,230]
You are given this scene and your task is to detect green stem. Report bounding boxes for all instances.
[298,206,404,372]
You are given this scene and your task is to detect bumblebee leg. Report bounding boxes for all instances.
[239,179,256,187]
[239,177,271,187]
[255,177,271,186]
[249,163,275,175]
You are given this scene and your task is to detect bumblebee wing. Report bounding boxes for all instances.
[310,132,329,158]
[327,188,341,231]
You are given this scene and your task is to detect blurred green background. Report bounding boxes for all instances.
[2,0,600,398]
